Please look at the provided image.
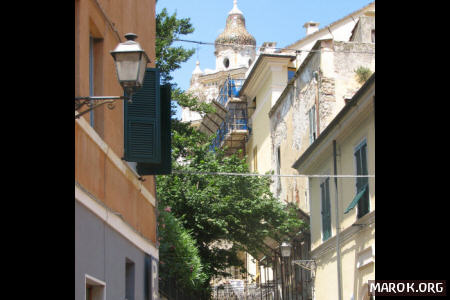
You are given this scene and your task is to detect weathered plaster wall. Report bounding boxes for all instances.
[269,39,374,212]
[269,52,320,211]
[330,41,375,127]
[350,16,375,43]
[286,2,375,69]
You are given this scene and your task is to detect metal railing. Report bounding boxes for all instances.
[210,77,249,152]
[212,283,278,300]
[217,78,245,107]
[211,116,249,150]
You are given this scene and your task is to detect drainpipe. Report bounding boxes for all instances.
[333,140,343,300]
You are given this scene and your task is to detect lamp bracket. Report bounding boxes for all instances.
[75,96,128,119]
[292,260,316,272]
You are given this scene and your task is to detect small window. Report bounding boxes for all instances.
[309,106,317,144]
[89,36,95,127]
[371,29,375,43]
[320,177,331,241]
[276,146,281,175]
[288,67,296,81]
[125,259,135,300]
[85,275,105,300]
[223,58,230,68]
[89,35,103,129]
[248,59,252,67]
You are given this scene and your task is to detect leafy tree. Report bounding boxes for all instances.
[158,209,209,297]
[156,6,195,84]
[155,4,211,297]
[157,116,306,283]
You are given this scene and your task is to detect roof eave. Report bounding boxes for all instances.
[239,54,295,96]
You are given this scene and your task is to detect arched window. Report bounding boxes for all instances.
[223,58,230,68]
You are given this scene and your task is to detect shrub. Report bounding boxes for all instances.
[355,66,373,84]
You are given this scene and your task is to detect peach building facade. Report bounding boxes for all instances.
[75,0,159,299]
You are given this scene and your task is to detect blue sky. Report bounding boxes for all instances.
[156,0,373,117]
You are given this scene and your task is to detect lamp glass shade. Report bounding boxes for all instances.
[113,51,142,85]
[280,242,291,257]
[137,52,149,87]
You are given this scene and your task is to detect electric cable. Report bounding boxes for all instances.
[170,170,374,178]
[157,36,375,55]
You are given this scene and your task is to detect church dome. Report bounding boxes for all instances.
[215,0,256,48]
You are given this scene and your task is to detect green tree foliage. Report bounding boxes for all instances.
[155,4,210,296]
[156,7,195,84]
[158,209,209,296]
[157,113,306,283]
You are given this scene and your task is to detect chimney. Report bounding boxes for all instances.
[303,21,320,36]
[259,42,277,54]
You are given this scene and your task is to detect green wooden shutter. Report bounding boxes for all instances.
[321,178,331,241]
[355,142,369,218]
[325,178,331,240]
[136,84,172,175]
[124,68,161,163]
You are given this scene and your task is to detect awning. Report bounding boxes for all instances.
[344,183,368,214]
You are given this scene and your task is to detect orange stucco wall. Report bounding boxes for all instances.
[75,0,157,244]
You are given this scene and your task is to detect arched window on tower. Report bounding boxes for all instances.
[223,58,230,68]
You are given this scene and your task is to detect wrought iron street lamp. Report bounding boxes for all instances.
[110,33,150,97]
[75,33,150,119]
[280,242,292,299]
[280,242,292,258]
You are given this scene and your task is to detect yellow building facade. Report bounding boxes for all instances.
[293,74,375,300]
[240,53,295,175]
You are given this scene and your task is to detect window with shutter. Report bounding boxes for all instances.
[355,140,369,218]
[321,177,331,241]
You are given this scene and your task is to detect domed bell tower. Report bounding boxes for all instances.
[214,0,256,72]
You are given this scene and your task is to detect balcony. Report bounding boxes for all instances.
[209,77,250,155]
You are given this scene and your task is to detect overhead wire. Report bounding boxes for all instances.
[170,170,374,178]
[157,36,375,55]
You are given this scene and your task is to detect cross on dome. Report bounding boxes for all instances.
[229,0,243,15]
